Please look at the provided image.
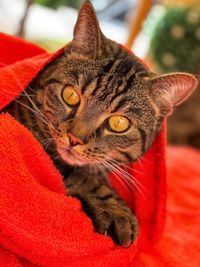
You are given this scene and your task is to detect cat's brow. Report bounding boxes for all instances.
[43,78,62,87]
[111,97,130,112]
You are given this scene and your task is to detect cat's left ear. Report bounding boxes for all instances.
[66,0,104,58]
[149,72,199,116]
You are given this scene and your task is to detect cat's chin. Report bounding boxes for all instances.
[57,147,90,166]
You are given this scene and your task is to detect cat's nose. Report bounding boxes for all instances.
[67,133,84,146]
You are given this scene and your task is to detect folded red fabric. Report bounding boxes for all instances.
[140,146,200,267]
[0,33,198,267]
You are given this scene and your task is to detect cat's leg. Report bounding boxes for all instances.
[64,169,139,247]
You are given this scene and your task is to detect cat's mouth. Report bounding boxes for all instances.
[57,146,92,166]
[54,135,101,166]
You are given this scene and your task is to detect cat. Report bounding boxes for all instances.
[2,0,199,247]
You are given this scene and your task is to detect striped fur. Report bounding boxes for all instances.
[2,0,198,247]
[4,41,162,171]
[2,0,166,171]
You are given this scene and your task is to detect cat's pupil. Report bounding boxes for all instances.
[108,115,130,133]
[62,86,80,106]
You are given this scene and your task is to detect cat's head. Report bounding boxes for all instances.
[36,0,198,166]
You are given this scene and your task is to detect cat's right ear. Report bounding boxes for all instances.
[149,72,199,116]
[65,0,103,58]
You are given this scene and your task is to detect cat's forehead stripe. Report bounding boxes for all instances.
[82,76,102,96]
[111,97,130,113]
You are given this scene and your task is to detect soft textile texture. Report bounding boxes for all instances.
[0,33,199,266]
[140,146,200,267]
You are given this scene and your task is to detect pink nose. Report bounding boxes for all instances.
[68,133,83,146]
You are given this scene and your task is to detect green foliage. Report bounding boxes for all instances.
[34,0,82,9]
[31,38,68,52]
[150,7,200,73]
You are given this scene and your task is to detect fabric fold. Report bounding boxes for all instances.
[0,32,181,267]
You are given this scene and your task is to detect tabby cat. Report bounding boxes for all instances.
[3,1,198,247]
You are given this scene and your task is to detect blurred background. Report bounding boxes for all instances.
[0,0,200,148]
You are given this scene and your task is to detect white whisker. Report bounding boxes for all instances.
[101,161,132,193]
[102,159,146,198]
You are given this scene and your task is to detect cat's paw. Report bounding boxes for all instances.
[83,196,139,247]
[93,204,139,247]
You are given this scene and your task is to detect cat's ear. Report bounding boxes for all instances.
[149,73,199,116]
[66,0,103,58]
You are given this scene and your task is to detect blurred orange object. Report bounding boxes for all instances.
[126,0,152,49]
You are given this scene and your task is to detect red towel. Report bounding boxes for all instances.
[0,33,199,267]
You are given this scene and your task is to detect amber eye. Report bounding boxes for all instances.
[108,115,130,133]
[62,85,80,106]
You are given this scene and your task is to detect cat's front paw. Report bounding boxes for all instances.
[93,205,139,247]
[83,196,139,247]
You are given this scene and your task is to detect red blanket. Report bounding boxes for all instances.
[0,33,199,267]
